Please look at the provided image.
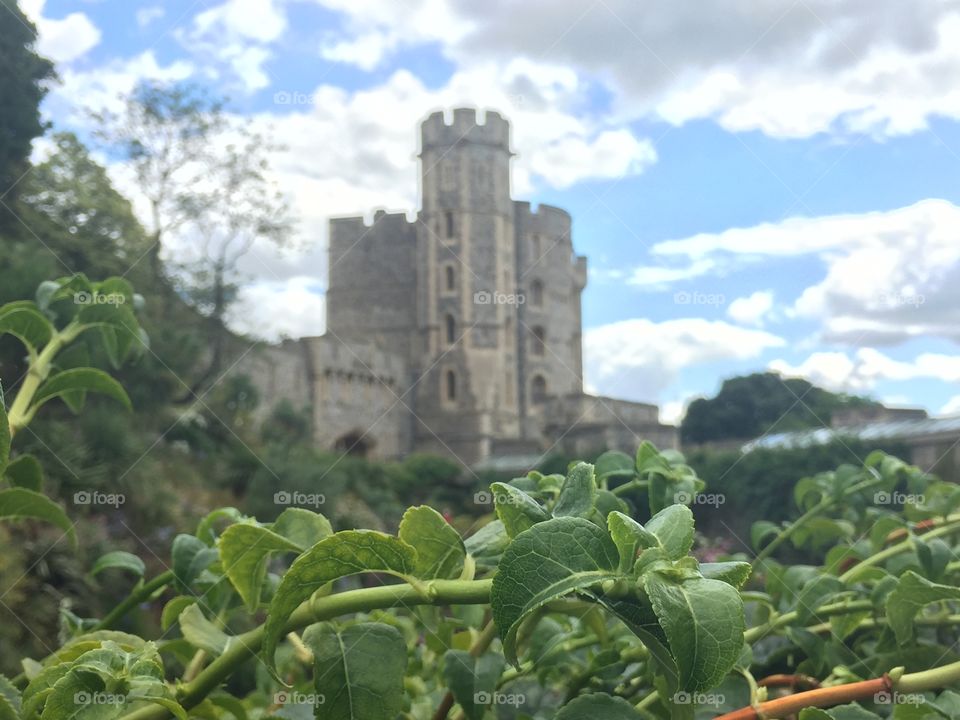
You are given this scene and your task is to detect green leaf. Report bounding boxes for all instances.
[33,368,131,415]
[556,693,642,719]
[171,534,217,593]
[0,675,21,720]
[463,520,509,569]
[219,522,301,612]
[751,520,781,552]
[491,516,620,665]
[4,454,42,491]
[0,303,54,353]
[399,505,465,579]
[302,622,407,720]
[161,597,196,632]
[645,504,695,560]
[0,488,76,548]
[271,507,333,548]
[442,650,506,720]
[886,570,960,644]
[262,531,416,674]
[553,462,597,518]
[490,482,550,537]
[799,705,882,719]
[607,511,658,573]
[595,451,636,482]
[179,605,232,656]
[699,562,752,589]
[90,551,145,579]
[195,506,246,545]
[643,572,745,692]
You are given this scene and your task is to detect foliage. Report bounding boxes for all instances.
[0,0,55,221]
[5,297,960,720]
[681,372,880,444]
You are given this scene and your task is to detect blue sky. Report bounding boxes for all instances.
[24,0,960,423]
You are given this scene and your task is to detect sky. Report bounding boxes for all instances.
[19,0,960,424]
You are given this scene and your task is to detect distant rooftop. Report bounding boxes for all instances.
[743,414,960,452]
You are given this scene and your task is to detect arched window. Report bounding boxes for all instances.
[446,370,457,401]
[531,375,547,404]
[531,326,545,356]
[445,314,456,345]
[445,265,455,291]
[531,279,544,307]
[445,211,455,238]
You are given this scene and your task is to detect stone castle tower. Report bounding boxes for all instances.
[241,109,676,466]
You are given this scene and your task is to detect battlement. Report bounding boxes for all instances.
[514,201,572,237]
[330,209,415,231]
[420,108,512,152]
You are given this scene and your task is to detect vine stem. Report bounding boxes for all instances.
[94,570,174,632]
[118,578,494,720]
[839,515,960,583]
[751,474,882,569]
[719,658,960,719]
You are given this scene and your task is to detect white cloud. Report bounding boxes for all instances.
[659,399,686,425]
[941,395,960,416]
[638,199,960,346]
[21,0,101,63]
[727,290,775,327]
[770,348,960,393]
[136,6,165,28]
[584,318,785,403]
[228,276,326,341]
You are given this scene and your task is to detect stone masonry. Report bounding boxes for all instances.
[241,108,678,466]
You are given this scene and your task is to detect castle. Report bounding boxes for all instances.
[241,109,677,467]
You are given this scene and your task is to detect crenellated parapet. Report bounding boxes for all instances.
[420,108,512,153]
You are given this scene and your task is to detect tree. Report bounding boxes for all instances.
[0,0,56,226]
[91,82,226,280]
[94,80,291,392]
[20,132,150,273]
[681,371,879,444]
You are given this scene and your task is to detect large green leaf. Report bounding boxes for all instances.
[271,507,333,548]
[552,462,597,518]
[399,505,465,579]
[491,516,620,665]
[302,622,407,720]
[219,522,302,611]
[607,511,658,573]
[643,572,745,692]
[0,487,76,547]
[4,454,42,491]
[33,368,131,414]
[261,531,416,674]
[886,570,960,644]
[0,303,54,353]
[442,650,505,720]
[490,482,550,537]
[90,551,145,579]
[556,693,643,719]
[595,451,636,483]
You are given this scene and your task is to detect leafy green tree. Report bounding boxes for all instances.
[681,371,880,443]
[0,0,55,226]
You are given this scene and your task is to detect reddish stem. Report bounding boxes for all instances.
[716,674,891,720]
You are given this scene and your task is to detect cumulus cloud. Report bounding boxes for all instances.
[727,290,775,327]
[770,348,960,393]
[584,318,785,403]
[228,276,326,341]
[636,199,960,346]
[21,0,101,63]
